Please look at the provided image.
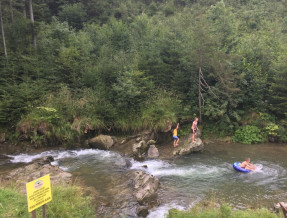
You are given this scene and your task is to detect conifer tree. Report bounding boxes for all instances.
[270,56,287,117]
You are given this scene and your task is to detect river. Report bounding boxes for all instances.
[5,142,287,217]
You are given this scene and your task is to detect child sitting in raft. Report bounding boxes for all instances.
[240,158,257,171]
[173,123,179,148]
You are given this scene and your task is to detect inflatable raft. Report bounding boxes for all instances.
[233,162,251,173]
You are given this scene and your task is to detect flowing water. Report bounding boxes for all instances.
[5,142,287,217]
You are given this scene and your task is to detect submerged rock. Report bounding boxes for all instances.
[88,134,116,150]
[173,136,204,156]
[124,159,132,168]
[147,145,159,158]
[33,155,54,164]
[137,206,149,217]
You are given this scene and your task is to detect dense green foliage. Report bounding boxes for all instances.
[234,125,264,144]
[168,205,282,218]
[1,0,287,145]
[0,185,95,217]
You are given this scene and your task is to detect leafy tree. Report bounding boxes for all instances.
[58,3,87,29]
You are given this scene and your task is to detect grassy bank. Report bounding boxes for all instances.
[168,204,284,218]
[0,185,95,218]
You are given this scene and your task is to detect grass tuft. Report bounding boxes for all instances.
[0,185,95,218]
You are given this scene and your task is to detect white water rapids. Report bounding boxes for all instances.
[6,142,287,217]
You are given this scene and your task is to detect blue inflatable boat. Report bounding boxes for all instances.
[233,162,251,173]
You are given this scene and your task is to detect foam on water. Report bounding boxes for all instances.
[8,149,124,166]
[131,159,229,178]
[240,162,287,188]
[147,203,186,218]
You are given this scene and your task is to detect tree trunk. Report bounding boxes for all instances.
[23,0,27,18]
[0,2,7,58]
[29,0,34,22]
[29,0,36,48]
[9,0,14,23]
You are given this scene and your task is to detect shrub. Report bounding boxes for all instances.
[278,120,287,143]
[142,91,180,131]
[234,125,265,144]
[264,123,279,137]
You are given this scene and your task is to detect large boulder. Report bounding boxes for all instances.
[88,135,116,150]
[147,145,159,158]
[173,135,204,156]
[132,170,159,207]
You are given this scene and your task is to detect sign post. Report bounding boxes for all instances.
[26,174,52,217]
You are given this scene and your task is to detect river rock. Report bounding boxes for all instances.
[132,170,159,207]
[136,137,142,142]
[136,206,149,217]
[147,140,156,146]
[33,156,55,165]
[88,134,116,150]
[147,145,159,158]
[0,133,5,143]
[125,159,132,168]
[173,136,204,156]
[0,156,72,193]
[132,140,148,159]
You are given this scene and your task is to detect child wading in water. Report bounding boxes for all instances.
[191,117,198,142]
[173,123,179,147]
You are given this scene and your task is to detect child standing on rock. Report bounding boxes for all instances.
[173,123,179,147]
[191,117,198,142]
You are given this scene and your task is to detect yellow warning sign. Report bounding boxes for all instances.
[26,174,52,212]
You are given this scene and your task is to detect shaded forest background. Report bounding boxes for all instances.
[0,0,287,146]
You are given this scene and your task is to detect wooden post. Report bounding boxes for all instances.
[279,202,287,218]
[42,204,46,218]
[32,210,37,218]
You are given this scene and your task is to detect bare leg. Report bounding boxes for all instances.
[245,165,256,171]
[176,138,179,146]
